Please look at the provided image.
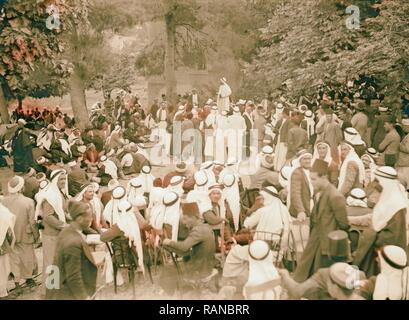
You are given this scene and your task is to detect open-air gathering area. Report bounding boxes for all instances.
[1,0,409,306]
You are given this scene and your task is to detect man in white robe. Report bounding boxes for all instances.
[226,106,246,162]
[0,202,16,299]
[217,78,232,112]
[203,106,219,161]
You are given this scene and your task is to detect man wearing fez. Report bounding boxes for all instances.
[162,203,216,295]
[316,105,343,162]
[47,201,97,300]
[293,159,350,282]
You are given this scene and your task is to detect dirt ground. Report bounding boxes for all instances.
[2,162,250,300]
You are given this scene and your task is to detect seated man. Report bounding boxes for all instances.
[82,143,100,172]
[120,144,149,176]
[162,203,216,297]
[249,152,280,190]
[279,262,366,300]
[359,245,409,300]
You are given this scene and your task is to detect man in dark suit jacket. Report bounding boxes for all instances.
[163,203,216,282]
[46,201,97,300]
[293,160,350,283]
[289,152,313,221]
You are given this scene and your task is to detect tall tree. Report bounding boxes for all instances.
[63,0,140,129]
[136,0,205,105]
[0,0,75,123]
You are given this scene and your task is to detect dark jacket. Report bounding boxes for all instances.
[293,183,350,282]
[47,225,97,300]
[310,184,350,255]
[289,167,312,217]
[23,176,40,200]
[164,221,215,280]
[353,209,407,277]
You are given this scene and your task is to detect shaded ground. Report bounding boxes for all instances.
[2,162,243,300]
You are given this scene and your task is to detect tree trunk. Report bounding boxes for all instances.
[18,97,23,109]
[165,12,177,107]
[0,85,10,124]
[70,68,88,130]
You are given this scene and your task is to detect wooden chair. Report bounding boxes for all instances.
[251,230,284,266]
[106,240,139,298]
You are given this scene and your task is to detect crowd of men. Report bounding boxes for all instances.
[0,76,409,300]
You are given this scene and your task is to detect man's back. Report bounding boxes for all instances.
[189,223,216,278]
[249,167,279,189]
[312,184,349,255]
[2,194,35,244]
[23,176,40,200]
[50,226,97,300]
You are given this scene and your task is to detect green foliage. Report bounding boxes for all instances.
[88,0,141,32]
[135,44,165,76]
[239,0,409,98]
[0,0,76,99]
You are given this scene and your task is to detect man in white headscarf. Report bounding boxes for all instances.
[361,152,377,187]
[249,146,279,189]
[120,143,150,176]
[156,102,169,130]
[2,176,38,290]
[101,200,146,277]
[173,104,186,121]
[200,161,217,188]
[75,183,107,232]
[140,165,154,196]
[38,169,70,294]
[278,166,292,205]
[167,175,185,198]
[103,186,126,227]
[226,106,246,162]
[346,188,372,228]
[127,177,147,213]
[0,199,16,299]
[36,124,57,152]
[203,184,233,252]
[219,158,240,183]
[150,191,181,242]
[271,102,284,128]
[338,141,365,197]
[353,167,408,277]
[312,141,338,186]
[100,154,118,182]
[217,77,232,112]
[344,127,366,158]
[186,170,212,216]
[301,109,315,142]
[106,125,124,150]
[243,240,282,300]
[243,187,290,262]
[372,245,409,300]
[222,174,241,233]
